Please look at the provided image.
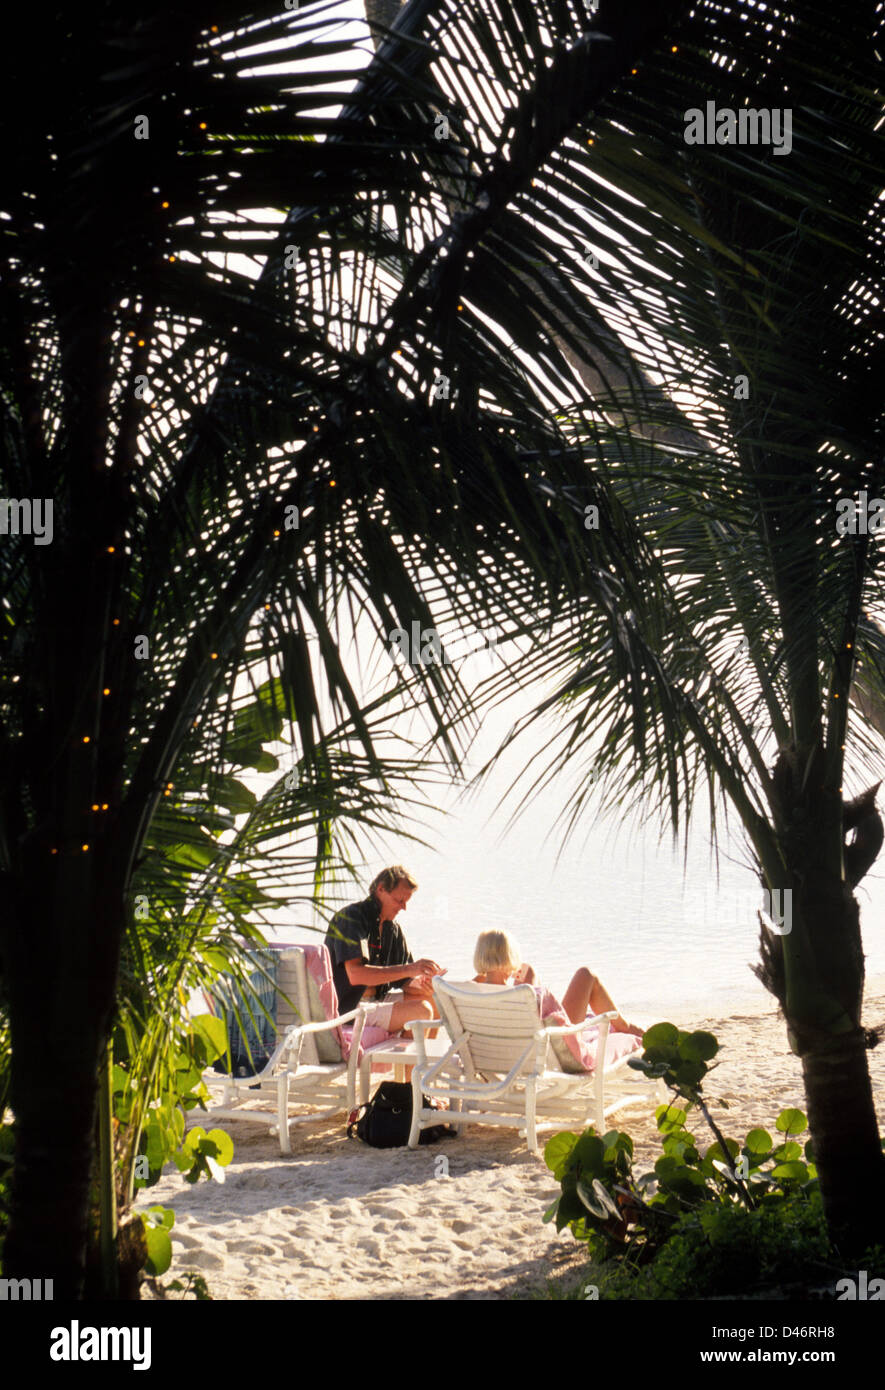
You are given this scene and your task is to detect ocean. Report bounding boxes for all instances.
[265,693,885,1025]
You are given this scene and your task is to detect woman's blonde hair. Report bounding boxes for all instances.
[474,930,521,976]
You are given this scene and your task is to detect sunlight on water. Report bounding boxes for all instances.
[267,650,885,1025]
[272,761,885,1025]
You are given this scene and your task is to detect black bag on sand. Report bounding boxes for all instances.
[347,1080,454,1148]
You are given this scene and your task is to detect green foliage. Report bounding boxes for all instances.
[165,1271,213,1300]
[628,1021,720,1096]
[140,1205,175,1277]
[589,1193,833,1300]
[0,1018,10,1122]
[113,1010,230,1194]
[172,1127,234,1186]
[109,905,240,1290]
[543,1128,635,1251]
[543,1023,822,1286]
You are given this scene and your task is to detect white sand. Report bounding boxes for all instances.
[138,994,885,1300]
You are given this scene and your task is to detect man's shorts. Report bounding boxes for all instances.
[361,990,404,1031]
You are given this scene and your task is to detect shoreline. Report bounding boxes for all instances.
[628,969,885,1030]
[139,992,885,1300]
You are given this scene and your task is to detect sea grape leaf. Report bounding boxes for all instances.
[544,1131,579,1176]
[642,1023,680,1050]
[143,1224,173,1277]
[776,1108,807,1136]
[745,1128,773,1154]
[679,1030,718,1062]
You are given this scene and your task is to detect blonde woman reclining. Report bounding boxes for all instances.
[472,930,644,1069]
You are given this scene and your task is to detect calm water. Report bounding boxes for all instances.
[267,707,885,1025]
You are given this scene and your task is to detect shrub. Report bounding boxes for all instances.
[542,1021,835,1297]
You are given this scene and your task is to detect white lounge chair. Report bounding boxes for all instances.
[199,943,392,1153]
[407,979,659,1155]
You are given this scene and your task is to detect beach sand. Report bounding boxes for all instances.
[138,993,885,1300]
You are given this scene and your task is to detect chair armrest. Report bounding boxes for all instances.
[404,1015,437,1067]
[205,1004,367,1080]
[541,1020,595,1038]
[283,1006,362,1037]
[538,1010,615,1038]
[276,1007,365,1070]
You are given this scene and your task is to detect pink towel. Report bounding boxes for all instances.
[301,942,339,1029]
[271,940,394,1062]
[339,1023,392,1060]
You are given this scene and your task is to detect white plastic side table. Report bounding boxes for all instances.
[358,1034,453,1103]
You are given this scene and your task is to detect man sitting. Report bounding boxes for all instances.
[325,866,445,1036]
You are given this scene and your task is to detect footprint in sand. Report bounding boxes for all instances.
[184,1249,226,1270]
[288,1226,318,1241]
[355,1238,388,1260]
[275,1242,301,1259]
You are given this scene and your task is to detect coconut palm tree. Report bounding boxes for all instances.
[464,0,885,1251]
[363,0,885,1251]
[2,0,881,1296]
[1,0,685,1295]
[361,0,885,1254]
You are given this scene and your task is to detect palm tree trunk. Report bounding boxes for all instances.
[3,1023,103,1298]
[767,826,885,1252]
[801,1031,885,1252]
[4,822,123,1295]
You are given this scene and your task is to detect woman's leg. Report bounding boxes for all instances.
[560,967,642,1034]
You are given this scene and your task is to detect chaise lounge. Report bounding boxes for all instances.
[406,978,661,1154]
[198,942,396,1153]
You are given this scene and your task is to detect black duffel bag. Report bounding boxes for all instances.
[347,1080,453,1148]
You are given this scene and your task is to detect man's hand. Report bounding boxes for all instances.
[410,958,445,978]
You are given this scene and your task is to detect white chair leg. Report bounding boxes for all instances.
[407,1067,423,1148]
[277,1075,291,1154]
[359,1054,371,1106]
[525,1078,538,1154]
[346,1061,356,1112]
